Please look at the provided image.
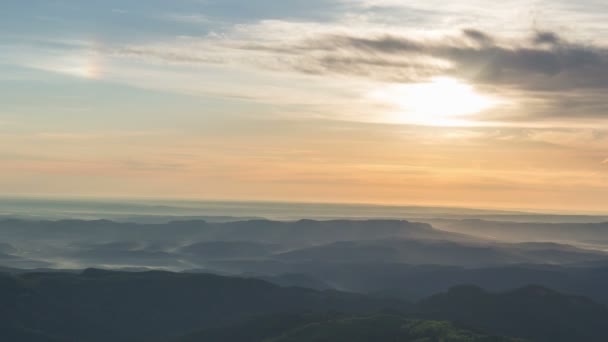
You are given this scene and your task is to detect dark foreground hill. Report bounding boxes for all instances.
[0,269,407,342]
[417,285,608,342]
[174,283,608,342]
[2,269,608,342]
[174,314,523,342]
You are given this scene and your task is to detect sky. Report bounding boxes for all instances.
[1,0,608,213]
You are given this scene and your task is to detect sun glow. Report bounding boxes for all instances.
[32,50,103,80]
[371,77,501,126]
[61,54,102,79]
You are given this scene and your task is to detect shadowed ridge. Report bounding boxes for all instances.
[417,284,608,342]
[0,270,409,342]
[174,313,524,342]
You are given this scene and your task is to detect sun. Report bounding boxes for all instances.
[370,77,500,126]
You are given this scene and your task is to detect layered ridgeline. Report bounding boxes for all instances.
[2,219,608,270]
[1,269,608,342]
[424,219,608,250]
[4,218,608,309]
[5,198,605,224]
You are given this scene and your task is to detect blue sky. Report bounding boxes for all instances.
[1,0,608,212]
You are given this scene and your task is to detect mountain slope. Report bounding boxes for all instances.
[417,285,608,342]
[174,314,523,342]
[266,315,522,342]
[0,269,409,342]
[3,269,608,342]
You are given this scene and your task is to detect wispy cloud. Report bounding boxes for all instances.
[161,13,216,25]
[89,23,608,126]
[234,29,608,92]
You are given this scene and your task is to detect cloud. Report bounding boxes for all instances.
[222,27,608,123]
[49,23,603,126]
[163,14,214,25]
[11,2,608,127]
[178,0,348,22]
[266,30,608,92]
[462,29,495,45]
[533,31,562,45]
[121,26,608,94]
[109,45,225,65]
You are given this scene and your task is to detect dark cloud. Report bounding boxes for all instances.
[325,35,425,54]
[462,29,495,45]
[233,29,608,121]
[533,31,562,45]
[287,55,444,82]
[111,27,608,121]
[461,44,608,91]
[234,29,608,97]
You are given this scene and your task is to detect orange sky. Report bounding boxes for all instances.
[2,1,608,213]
